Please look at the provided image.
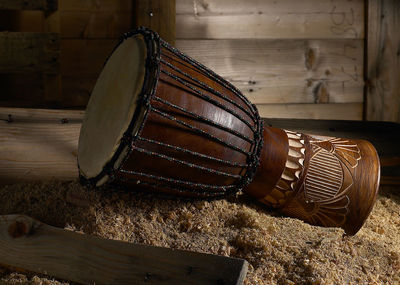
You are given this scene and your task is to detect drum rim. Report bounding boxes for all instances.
[79,27,160,187]
[80,27,265,197]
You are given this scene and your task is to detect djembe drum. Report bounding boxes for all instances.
[78,27,380,235]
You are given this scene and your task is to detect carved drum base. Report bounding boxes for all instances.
[244,127,380,235]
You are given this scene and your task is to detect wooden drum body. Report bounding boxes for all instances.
[78,27,263,198]
[245,128,380,235]
[78,28,380,235]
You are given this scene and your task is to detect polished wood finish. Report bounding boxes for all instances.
[244,127,288,200]
[76,30,381,234]
[113,39,258,197]
[243,128,381,235]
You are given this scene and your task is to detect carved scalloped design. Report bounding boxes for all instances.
[281,135,362,228]
[260,130,305,207]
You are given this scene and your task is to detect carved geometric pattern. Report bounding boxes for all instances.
[305,147,343,202]
[260,130,305,207]
[281,134,362,228]
[260,131,363,229]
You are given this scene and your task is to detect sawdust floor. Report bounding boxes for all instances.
[0,181,399,285]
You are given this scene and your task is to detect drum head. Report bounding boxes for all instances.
[78,35,146,183]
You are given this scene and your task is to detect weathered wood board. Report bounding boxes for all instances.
[133,0,176,44]
[366,0,400,122]
[176,0,364,39]
[59,11,132,39]
[1,108,398,186]
[60,39,116,77]
[175,0,365,120]
[0,32,59,74]
[0,215,248,285]
[257,103,363,120]
[176,39,364,104]
[0,0,57,11]
[0,108,82,184]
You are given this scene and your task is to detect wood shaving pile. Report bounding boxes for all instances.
[0,181,399,284]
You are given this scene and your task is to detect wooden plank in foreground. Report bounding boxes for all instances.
[0,215,248,285]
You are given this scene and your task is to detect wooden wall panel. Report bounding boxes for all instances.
[60,11,132,39]
[0,0,57,11]
[0,32,59,74]
[176,0,364,39]
[60,39,116,107]
[60,39,115,77]
[133,0,176,44]
[366,0,400,122]
[176,0,365,120]
[0,74,44,108]
[0,0,136,108]
[0,11,44,32]
[59,0,131,11]
[257,103,363,120]
[59,0,133,39]
[176,39,364,104]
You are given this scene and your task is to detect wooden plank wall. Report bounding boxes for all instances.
[366,0,400,122]
[175,0,365,120]
[59,0,132,107]
[0,0,178,109]
[0,1,133,108]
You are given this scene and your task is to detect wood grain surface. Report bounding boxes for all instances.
[366,0,400,122]
[134,0,176,45]
[175,0,365,120]
[176,39,364,104]
[176,0,364,39]
[0,108,82,184]
[1,108,399,187]
[0,32,59,74]
[257,103,363,120]
[0,214,248,285]
[0,0,57,10]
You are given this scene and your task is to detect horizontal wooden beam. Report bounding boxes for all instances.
[0,214,248,284]
[257,103,363,120]
[176,0,364,39]
[176,39,364,105]
[0,108,82,184]
[0,32,59,74]
[1,108,399,185]
[0,0,57,11]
